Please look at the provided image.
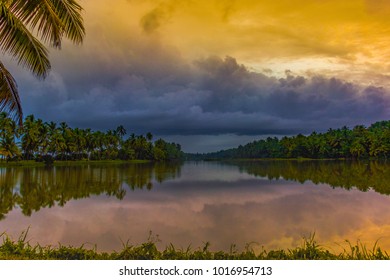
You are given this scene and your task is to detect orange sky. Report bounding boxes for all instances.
[81,0,390,85]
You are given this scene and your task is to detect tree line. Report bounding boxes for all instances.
[0,113,183,162]
[188,120,390,160]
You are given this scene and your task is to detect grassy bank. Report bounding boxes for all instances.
[1,232,388,260]
[0,159,151,168]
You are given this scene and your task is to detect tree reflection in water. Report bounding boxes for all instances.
[1,160,390,221]
[231,160,390,194]
[0,162,182,220]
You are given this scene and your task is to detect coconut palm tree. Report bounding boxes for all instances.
[0,111,20,161]
[115,125,127,141]
[21,114,39,159]
[0,0,85,125]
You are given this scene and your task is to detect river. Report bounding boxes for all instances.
[1,160,390,253]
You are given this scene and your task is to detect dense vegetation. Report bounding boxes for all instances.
[0,113,183,162]
[188,121,390,160]
[1,231,388,260]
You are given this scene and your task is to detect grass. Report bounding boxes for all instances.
[1,231,389,260]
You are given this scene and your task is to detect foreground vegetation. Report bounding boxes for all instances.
[0,232,388,260]
[188,120,390,160]
[0,113,183,163]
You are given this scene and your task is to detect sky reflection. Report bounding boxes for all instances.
[1,161,390,253]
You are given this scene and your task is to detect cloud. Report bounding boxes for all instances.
[193,56,390,125]
[140,3,174,34]
[365,0,390,15]
[19,48,390,142]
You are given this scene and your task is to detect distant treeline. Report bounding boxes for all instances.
[0,113,183,162]
[187,120,390,160]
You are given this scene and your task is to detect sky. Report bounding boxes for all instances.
[5,0,390,152]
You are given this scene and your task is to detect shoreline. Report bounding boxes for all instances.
[0,233,388,260]
[1,157,381,167]
[0,159,152,168]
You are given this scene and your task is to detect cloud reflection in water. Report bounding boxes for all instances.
[1,161,390,253]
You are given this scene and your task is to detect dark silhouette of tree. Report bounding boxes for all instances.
[0,0,85,124]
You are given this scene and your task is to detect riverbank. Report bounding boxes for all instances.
[0,158,376,168]
[0,159,152,168]
[0,233,388,260]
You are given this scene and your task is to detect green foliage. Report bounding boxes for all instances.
[0,113,184,163]
[188,121,390,160]
[342,240,390,260]
[1,231,389,260]
[0,111,20,161]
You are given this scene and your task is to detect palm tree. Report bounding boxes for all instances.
[47,122,66,157]
[21,114,39,159]
[115,125,127,140]
[0,112,20,161]
[0,134,20,161]
[146,132,153,141]
[0,0,85,125]
[72,127,86,159]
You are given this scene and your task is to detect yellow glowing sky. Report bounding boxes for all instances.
[81,0,390,85]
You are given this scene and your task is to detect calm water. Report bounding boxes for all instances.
[1,160,390,253]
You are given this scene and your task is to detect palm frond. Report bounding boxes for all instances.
[11,0,85,47]
[10,0,63,48]
[0,2,51,78]
[0,61,22,125]
[51,0,85,44]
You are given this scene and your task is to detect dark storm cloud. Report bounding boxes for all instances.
[18,36,390,147]
[192,56,389,127]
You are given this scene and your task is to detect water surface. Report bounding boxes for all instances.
[1,160,390,253]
